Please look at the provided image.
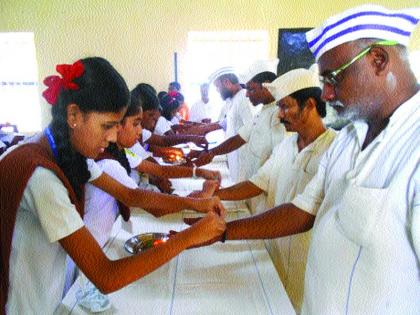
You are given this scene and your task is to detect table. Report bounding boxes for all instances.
[59,211,295,315]
[59,149,295,315]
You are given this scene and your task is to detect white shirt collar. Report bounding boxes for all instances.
[261,101,277,111]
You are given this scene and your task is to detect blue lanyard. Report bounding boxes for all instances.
[45,127,58,159]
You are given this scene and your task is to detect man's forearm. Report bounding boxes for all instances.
[209,135,246,156]
[176,123,221,136]
[215,181,262,200]
[162,134,200,146]
[226,203,315,240]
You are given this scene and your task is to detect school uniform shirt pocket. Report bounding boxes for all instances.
[335,184,389,247]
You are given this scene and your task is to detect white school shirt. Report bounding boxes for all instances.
[250,129,336,311]
[224,89,254,183]
[142,129,153,143]
[84,159,138,248]
[128,142,151,164]
[171,113,182,125]
[154,116,173,136]
[292,91,420,315]
[6,160,102,314]
[125,143,150,184]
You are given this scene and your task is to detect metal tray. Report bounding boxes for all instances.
[161,157,187,165]
[124,233,169,254]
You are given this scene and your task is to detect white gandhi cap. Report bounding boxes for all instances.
[263,64,320,101]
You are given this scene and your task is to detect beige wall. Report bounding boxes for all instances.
[1,0,419,127]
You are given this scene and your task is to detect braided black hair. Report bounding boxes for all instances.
[105,143,131,175]
[160,94,180,121]
[50,57,129,199]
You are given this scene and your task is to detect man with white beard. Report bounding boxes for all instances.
[184,5,420,315]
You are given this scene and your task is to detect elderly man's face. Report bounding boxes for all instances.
[214,79,233,100]
[318,42,378,121]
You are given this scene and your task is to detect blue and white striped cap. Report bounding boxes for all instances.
[306,4,420,61]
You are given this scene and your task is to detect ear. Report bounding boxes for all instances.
[66,103,82,129]
[369,47,389,75]
[304,97,316,112]
[222,79,231,88]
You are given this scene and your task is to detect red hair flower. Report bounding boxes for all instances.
[42,60,85,105]
[168,91,178,98]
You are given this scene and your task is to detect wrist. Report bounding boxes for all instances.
[220,229,227,243]
[171,228,195,249]
[192,163,198,179]
[185,197,202,212]
[196,168,205,178]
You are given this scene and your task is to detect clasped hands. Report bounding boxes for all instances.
[170,179,225,248]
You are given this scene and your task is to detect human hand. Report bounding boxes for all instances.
[193,196,225,218]
[197,169,221,184]
[182,212,226,248]
[187,149,201,160]
[149,176,173,194]
[190,136,208,149]
[187,180,219,199]
[192,151,214,167]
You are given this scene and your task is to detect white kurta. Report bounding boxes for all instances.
[292,91,420,315]
[154,116,173,136]
[238,102,286,181]
[189,99,214,122]
[237,102,287,213]
[250,129,336,311]
[6,160,102,314]
[224,89,254,183]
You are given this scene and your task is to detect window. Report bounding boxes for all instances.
[0,32,41,133]
[183,31,269,104]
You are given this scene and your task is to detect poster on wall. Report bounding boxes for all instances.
[277,28,315,75]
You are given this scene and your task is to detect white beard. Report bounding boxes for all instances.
[328,100,366,121]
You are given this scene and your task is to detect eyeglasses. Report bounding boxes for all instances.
[320,40,398,86]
